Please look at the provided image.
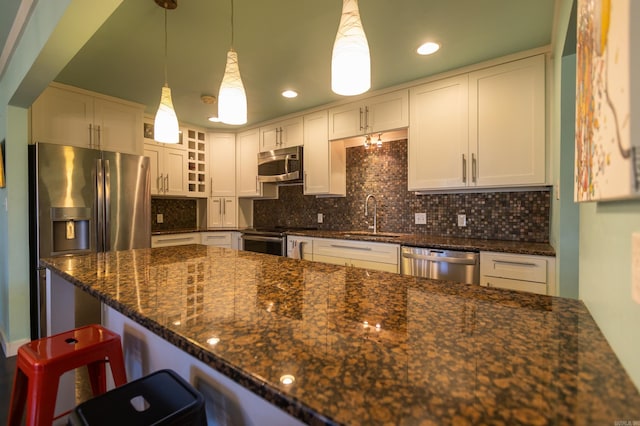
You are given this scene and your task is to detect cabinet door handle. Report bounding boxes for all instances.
[462,154,467,183]
[304,172,308,191]
[364,106,369,132]
[210,178,213,197]
[472,153,477,183]
[223,199,227,215]
[164,175,169,193]
[157,174,163,193]
[88,124,93,148]
[95,125,101,149]
[359,107,364,131]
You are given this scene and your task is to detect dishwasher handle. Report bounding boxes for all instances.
[401,252,477,265]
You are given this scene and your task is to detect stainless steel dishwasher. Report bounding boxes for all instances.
[400,246,480,284]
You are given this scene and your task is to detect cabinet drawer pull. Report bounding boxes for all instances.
[493,260,538,267]
[156,237,194,243]
[330,244,372,251]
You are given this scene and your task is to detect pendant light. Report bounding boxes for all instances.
[331,0,370,96]
[218,0,247,125]
[154,1,180,144]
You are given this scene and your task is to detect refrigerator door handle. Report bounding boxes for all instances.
[104,159,111,251]
[96,158,105,252]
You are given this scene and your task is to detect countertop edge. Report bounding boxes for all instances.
[286,231,556,257]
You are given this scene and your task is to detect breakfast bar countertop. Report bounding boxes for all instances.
[41,245,638,425]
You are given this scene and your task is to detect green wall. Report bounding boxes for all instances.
[562,1,640,390]
[0,0,123,354]
[580,201,640,389]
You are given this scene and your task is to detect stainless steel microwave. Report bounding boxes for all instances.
[257,146,303,183]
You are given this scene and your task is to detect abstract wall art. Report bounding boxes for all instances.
[575,0,639,201]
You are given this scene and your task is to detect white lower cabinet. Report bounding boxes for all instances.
[480,251,556,295]
[151,233,200,248]
[313,238,400,273]
[201,231,233,248]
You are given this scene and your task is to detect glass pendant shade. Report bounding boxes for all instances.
[331,0,370,96]
[218,49,247,125]
[154,85,180,143]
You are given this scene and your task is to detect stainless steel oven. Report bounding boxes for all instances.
[241,227,317,257]
[241,229,287,256]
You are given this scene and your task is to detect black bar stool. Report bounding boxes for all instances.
[68,369,207,426]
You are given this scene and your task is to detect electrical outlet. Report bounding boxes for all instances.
[633,233,640,304]
[457,214,467,227]
[157,213,164,224]
[415,212,426,225]
[317,213,324,224]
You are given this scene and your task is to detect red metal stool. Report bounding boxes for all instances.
[7,324,128,426]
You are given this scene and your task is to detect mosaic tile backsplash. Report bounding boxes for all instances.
[151,198,197,231]
[254,139,551,242]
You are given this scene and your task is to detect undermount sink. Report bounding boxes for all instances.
[338,231,402,238]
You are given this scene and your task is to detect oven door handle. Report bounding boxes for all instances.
[241,235,284,243]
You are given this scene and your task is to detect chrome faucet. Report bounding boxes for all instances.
[365,194,377,234]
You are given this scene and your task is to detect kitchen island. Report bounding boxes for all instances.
[41,245,639,425]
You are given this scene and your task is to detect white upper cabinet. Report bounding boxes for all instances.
[144,142,189,196]
[328,89,409,140]
[409,54,546,191]
[236,128,277,198]
[236,128,261,197]
[207,133,236,197]
[208,197,237,228]
[32,83,143,155]
[259,116,303,152]
[408,75,469,190]
[303,111,346,196]
[469,55,546,187]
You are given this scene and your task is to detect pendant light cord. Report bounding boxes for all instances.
[230,0,234,49]
[163,8,168,85]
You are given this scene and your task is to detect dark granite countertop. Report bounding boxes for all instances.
[287,230,556,256]
[152,228,243,235]
[41,245,637,425]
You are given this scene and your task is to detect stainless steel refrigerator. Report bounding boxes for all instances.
[28,142,150,339]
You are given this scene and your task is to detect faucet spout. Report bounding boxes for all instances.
[365,194,377,234]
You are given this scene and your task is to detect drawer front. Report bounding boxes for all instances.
[313,238,399,264]
[480,252,548,283]
[151,233,200,248]
[201,232,232,246]
[480,276,548,295]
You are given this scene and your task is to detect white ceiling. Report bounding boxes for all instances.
[2,0,557,130]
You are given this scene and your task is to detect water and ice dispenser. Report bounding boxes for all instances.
[51,207,91,254]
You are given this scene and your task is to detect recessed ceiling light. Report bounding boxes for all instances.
[282,90,298,98]
[208,116,221,122]
[417,42,440,56]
